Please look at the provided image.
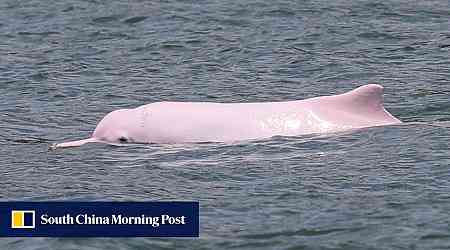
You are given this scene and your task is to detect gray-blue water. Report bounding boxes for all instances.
[1,0,450,249]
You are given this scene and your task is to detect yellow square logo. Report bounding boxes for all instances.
[11,210,35,229]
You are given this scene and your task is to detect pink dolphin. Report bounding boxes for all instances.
[54,84,401,148]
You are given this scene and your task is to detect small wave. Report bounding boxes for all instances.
[92,15,121,24]
[123,16,148,24]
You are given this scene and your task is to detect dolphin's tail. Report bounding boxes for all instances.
[51,138,98,149]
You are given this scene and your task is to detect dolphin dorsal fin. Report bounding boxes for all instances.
[324,83,397,122]
[318,84,401,125]
[333,83,402,123]
[340,84,384,110]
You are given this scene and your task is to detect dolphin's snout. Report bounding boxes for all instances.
[52,138,98,149]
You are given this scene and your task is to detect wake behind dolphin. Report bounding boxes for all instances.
[54,84,401,148]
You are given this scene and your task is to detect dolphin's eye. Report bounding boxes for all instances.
[118,137,128,143]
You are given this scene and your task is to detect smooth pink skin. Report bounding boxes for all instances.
[55,84,401,148]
